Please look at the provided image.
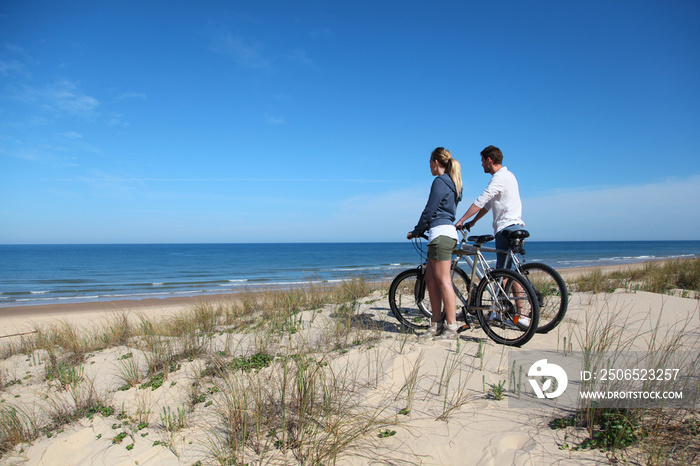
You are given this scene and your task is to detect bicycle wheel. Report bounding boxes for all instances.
[474,269,539,347]
[520,262,568,334]
[388,268,432,330]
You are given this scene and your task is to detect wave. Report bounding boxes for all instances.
[2,242,697,308]
[552,253,698,269]
[0,277,358,307]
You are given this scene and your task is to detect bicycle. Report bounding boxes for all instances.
[449,229,569,334]
[388,231,540,347]
[500,229,569,334]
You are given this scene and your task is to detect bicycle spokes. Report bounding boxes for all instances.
[474,270,539,347]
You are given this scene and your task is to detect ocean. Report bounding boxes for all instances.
[1,241,699,308]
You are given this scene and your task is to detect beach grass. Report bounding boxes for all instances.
[0,278,403,463]
[567,257,700,295]
[0,266,698,464]
[550,282,700,464]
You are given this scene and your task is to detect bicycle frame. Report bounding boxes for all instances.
[451,232,523,276]
[412,232,527,317]
[450,238,511,313]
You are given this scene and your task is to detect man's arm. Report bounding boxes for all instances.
[466,207,490,230]
[455,203,489,230]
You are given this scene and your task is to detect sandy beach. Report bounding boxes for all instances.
[0,261,673,336]
[0,261,698,465]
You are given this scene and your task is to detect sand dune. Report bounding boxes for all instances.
[0,264,698,465]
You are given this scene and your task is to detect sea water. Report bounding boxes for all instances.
[1,241,698,307]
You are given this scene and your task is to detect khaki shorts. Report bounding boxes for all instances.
[427,236,457,262]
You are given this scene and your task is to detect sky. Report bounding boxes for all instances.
[1,0,699,243]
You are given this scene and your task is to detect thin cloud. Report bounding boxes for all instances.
[18,80,99,119]
[48,80,99,117]
[524,175,700,240]
[0,59,27,77]
[116,91,147,101]
[62,176,405,184]
[212,32,271,69]
[287,49,314,67]
[275,186,427,242]
[266,115,286,125]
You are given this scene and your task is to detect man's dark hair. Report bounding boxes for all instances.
[480,145,503,164]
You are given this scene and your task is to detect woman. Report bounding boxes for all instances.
[407,147,462,340]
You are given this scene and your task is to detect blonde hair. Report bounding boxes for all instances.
[431,147,462,196]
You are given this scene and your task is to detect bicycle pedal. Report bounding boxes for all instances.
[457,324,470,333]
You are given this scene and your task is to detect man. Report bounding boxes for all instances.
[456,145,529,327]
[455,145,525,269]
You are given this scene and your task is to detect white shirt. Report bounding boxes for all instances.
[428,224,458,244]
[473,166,524,233]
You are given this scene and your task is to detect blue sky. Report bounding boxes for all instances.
[1,0,699,243]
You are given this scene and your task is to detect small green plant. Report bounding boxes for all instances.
[84,404,115,420]
[550,415,578,429]
[378,429,396,438]
[113,432,128,444]
[160,405,188,433]
[591,409,641,450]
[45,361,84,390]
[684,415,700,436]
[488,380,506,401]
[141,372,165,391]
[230,352,273,372]
[559,434,571,450]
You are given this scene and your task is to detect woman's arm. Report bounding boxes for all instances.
[410,177,447,238]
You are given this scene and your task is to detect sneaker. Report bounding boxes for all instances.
[488,311,503,323]
[517,315,531,327]
[503,315,531,330]
[433,323,459,340]
[419,322,443,339]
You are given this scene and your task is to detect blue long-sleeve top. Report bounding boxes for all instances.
[411,173,462,238]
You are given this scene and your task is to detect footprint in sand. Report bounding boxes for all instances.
[476,433,536,465]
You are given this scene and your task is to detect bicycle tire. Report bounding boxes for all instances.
[474,269,539,347]
[388,268,432,330]
[520,262,568,334]
[388,266,472,331]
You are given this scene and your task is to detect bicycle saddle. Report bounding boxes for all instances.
[507,230,530,240]
[468,234,494,245]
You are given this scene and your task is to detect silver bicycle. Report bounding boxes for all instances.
[388,231,540,347]
[451,229,569,334]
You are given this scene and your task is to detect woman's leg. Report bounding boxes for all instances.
[429,259,457,325]
[424,260,443,324]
